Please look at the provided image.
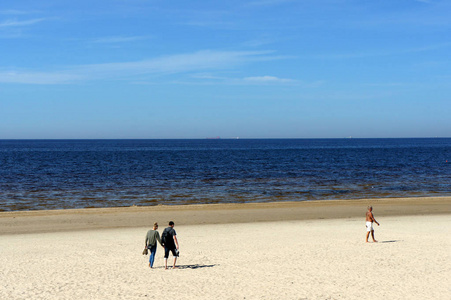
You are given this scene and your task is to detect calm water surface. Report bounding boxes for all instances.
[0,139,450,211]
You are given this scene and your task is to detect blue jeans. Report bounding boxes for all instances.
[148,245,157,267]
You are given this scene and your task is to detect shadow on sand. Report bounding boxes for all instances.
[177,264,218,270]
[380,240,402,243]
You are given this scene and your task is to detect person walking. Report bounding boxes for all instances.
[162,221,179,270]
[144,222,163,268]
[365,206,380,243]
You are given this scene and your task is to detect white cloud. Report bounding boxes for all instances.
[0,18,46,28]
[0,71,81,84]
[243,37,275,47]
[244,75,293,83]
[74,50,274,76]
[241,76,324,88]
[190,73,227,80]
[0,50,282,84]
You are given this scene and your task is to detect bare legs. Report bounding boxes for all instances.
[366,230,377,243]
[164,258,177,270]
[371,230,378,242]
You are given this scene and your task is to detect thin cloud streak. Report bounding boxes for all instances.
[0,18,47,28]
[74,50,276,76]
[244,75,293,83]
[190,73,298,84]
[165,74,324,88]
[0,50,284,84]
[0,71,81,84]
[240,76,323,88]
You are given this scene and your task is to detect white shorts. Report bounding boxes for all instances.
[366,222,373,232]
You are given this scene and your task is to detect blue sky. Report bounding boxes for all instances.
[0,0,450,139]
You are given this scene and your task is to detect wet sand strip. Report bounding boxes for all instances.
[1,196,450,235]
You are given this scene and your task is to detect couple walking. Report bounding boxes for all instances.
[144,221,179,269]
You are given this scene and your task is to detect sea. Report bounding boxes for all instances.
[0,138,450,211]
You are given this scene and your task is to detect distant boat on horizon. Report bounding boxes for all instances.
[206,136,221,139]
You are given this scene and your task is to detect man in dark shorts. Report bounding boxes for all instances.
[162,221,179,269]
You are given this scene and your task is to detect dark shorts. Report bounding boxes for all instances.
[164,247,178,258]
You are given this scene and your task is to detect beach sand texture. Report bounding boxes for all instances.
[1,198,450,299]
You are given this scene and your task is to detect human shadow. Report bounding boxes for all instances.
[177,264,218,270]
[379,240,402,243]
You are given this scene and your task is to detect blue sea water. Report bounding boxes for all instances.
[0,138,450,211]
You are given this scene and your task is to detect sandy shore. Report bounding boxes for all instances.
[1,197,450,299]
[1,196,450,235]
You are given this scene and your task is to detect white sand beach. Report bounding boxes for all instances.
[1,200,450,299]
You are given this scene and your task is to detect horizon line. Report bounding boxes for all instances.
[0,137,450,141]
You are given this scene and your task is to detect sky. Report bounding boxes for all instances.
[0,0,450,139]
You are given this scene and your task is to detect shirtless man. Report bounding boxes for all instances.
[366,206,380,243]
